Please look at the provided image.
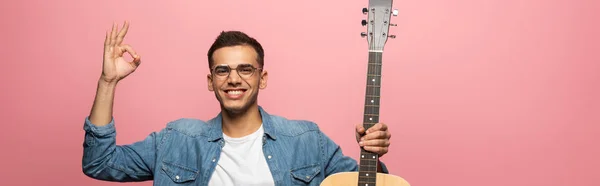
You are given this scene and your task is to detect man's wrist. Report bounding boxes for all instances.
[98,77,118,88]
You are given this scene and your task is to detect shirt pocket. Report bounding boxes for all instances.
[161,161,200,184]
[290,164,321,185]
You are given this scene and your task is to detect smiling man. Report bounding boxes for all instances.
[82,21,393,185]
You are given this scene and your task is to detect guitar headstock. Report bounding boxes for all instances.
[362,0,397,51]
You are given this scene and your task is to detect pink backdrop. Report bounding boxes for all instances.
[1,0,598,185]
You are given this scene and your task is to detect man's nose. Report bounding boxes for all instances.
[227,70,242,84]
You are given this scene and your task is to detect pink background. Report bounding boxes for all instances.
[1,0,598,185]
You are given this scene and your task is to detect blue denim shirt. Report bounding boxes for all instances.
[82,106,388,185]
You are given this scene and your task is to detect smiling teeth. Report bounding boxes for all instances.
[227,90,243,95]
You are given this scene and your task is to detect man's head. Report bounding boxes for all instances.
[207,31,268,115]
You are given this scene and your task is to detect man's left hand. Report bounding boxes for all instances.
[356,123,392,157]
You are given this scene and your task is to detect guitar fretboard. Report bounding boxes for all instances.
[363,51,382,129]
[358,51,383,186]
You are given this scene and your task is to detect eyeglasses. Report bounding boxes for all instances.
[211,64,262,79]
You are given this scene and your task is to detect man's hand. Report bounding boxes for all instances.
[89,21,141,126]
[101,21,141,83]
[356,123,392,157]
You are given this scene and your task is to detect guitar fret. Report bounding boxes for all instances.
[358,182,376,184]
[359,175,377,178]
[360,159,378,161]
[359,183,377,185]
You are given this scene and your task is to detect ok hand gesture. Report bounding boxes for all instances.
[101,21,141,83]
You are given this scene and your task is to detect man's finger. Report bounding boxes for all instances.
[115,21,129,45]
[120,44,141,68]
[356,124,366,142]
[121,44,139,61]
[110,22,118,46]
[356,124,365,135]
[359,139,389,147]
[362,131,388,141]
[133,55,142,67]
[367,123,387,134]
[104,30,110,47]
[364,146,388,156]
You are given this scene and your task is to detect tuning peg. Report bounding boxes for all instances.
[392,9,398,16]
[361,32,367,38]
[388,35,396,39]
[361,20,368,26]
[362,8,368,14]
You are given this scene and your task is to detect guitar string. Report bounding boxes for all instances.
[359,7,375,178]
[367,7,391,177]
[368,6,393,177]
[371,8,379,174]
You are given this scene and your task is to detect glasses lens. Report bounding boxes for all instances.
[214,66,230,76]
[237,64,255,76]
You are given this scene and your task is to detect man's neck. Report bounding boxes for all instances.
[221,104,263,138]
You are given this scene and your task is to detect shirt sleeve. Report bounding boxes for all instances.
[320,130,359,175]
[81,116,165,182]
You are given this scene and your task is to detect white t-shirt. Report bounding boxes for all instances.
[208,124,275,186]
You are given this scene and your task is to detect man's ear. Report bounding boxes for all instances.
[259,70,268,89]
[207,73,214,91]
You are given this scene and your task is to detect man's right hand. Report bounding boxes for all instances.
[88,21,141,126]
[101,21,141,83]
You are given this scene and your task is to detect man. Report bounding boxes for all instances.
[82,21,393,185]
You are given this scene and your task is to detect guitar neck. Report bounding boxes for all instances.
[357,0,395,184]
[363,51,383,129]
[358,51,383,186]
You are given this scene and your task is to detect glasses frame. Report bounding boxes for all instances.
[210,64,263,79]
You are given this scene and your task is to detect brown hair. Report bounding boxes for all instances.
[207,31,265,69]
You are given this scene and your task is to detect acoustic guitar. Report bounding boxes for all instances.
[320,0,410,185]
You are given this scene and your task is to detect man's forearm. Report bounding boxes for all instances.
[88,79,117,126]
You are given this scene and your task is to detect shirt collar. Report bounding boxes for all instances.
[207,105,277,142]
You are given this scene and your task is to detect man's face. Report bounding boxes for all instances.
[207,45,268,114]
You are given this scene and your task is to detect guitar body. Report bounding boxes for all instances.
[321,172,410,186]
[321,0,410,185]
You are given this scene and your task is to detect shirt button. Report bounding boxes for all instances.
[175,175,180,180]
[306,176,310,179]
[212,158,216,162]
[268,155,272,159]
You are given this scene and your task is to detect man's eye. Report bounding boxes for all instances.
[239,67,253,74]
[215,67,229,74]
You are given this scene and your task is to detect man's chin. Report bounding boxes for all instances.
[222,104,248,114]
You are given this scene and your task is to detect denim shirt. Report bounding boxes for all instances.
[82,106,388,185]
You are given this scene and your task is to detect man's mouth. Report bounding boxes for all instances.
[223,89,247,99]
